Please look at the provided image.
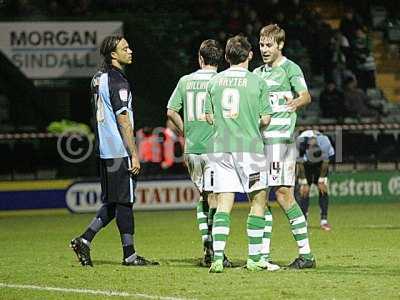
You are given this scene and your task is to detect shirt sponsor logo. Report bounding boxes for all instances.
[119,89,128,102]
[249,172,260,189]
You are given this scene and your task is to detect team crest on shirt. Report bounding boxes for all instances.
[119,89,128,102]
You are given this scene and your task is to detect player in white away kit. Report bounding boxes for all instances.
[253,24,316,268]
[167,40,232,267]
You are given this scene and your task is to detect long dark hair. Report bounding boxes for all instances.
[99,35,124,72]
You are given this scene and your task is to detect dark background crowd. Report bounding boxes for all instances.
[0,0,399,179]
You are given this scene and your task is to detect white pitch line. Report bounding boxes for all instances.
[0,283,189,300]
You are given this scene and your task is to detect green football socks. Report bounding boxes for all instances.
[260,209,273,260]
[212,212,231,261]
[285,202,312,258]
[247,215,265,262]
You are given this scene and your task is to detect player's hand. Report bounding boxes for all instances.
[129,156,140,176]
[285,96,298,112]
[299,184,310,198]
[318,182,328,195]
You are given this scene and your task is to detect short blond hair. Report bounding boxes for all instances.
[260,24,285,45]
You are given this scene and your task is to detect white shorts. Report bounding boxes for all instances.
[264,143,297,187]
[184,153,213,193]
[209,152,267,193]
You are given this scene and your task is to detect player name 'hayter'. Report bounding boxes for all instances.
[218,77,248,87]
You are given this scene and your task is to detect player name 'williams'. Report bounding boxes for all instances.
[186,81,208,90]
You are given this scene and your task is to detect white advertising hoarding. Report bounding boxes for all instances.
[0,21,123,79]
[66,180,200,213]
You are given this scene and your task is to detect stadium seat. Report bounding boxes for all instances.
[0,142,13,179]
[366,88,383,100]
[370,6,387,28]
[342,133,378,163]
[35,138,60,177]
[319,118,336,124]
[13,141,36,178]
[377,133,399,162]
[387,23,400,43]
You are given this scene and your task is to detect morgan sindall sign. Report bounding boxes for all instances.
[0,21,123,79]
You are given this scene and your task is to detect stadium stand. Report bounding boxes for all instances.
[0,0,399,179]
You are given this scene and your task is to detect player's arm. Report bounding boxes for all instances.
[318,135,334,193]
[317,160,329,195]
[166,79,184,135]
[296,135,309,197]
[109,77,140,175]
[117,112,140,175]
[286,64,311,112]
[297,160,310,198]
[204,84,214,125]
[167,109,184,136]
[297,161,307,184]
[286,90,311,112]
[259,79,272,130]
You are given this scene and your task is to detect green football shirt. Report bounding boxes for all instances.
[167,69,216,154]
[253,57,308,145]
[204,66,271,154]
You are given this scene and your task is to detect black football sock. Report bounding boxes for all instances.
[81,203,116,242]
[116,203,135,259]
[319,193,329,221]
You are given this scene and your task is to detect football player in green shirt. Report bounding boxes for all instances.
[205,35,280,273]
[254,24,315,269]
[167,40,232,268]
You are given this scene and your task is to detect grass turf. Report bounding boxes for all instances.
[0,202,399,299]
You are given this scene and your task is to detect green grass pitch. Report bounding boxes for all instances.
[0,202,399,299]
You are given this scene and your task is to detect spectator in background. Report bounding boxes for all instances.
[226,9,241,34]
[247,8,259,24]
[13,0,42,17]
[319,81,346,121]
[340,7,364,41]
[343,77,380,119]
[351,28,376,91]
[310,18,333,76]
[285,39,312,80]
[245,24,258,49]
[47,0,67,16]
[64,0,91,16]
[273,11,287,28]
[324,30,353,87]
[161,119,184,170]
[136,127,162,176]
[285,0,307,19]
[286,11,308,45]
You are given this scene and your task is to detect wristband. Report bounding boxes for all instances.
[318,177,328,184]
[298,178,308,185]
